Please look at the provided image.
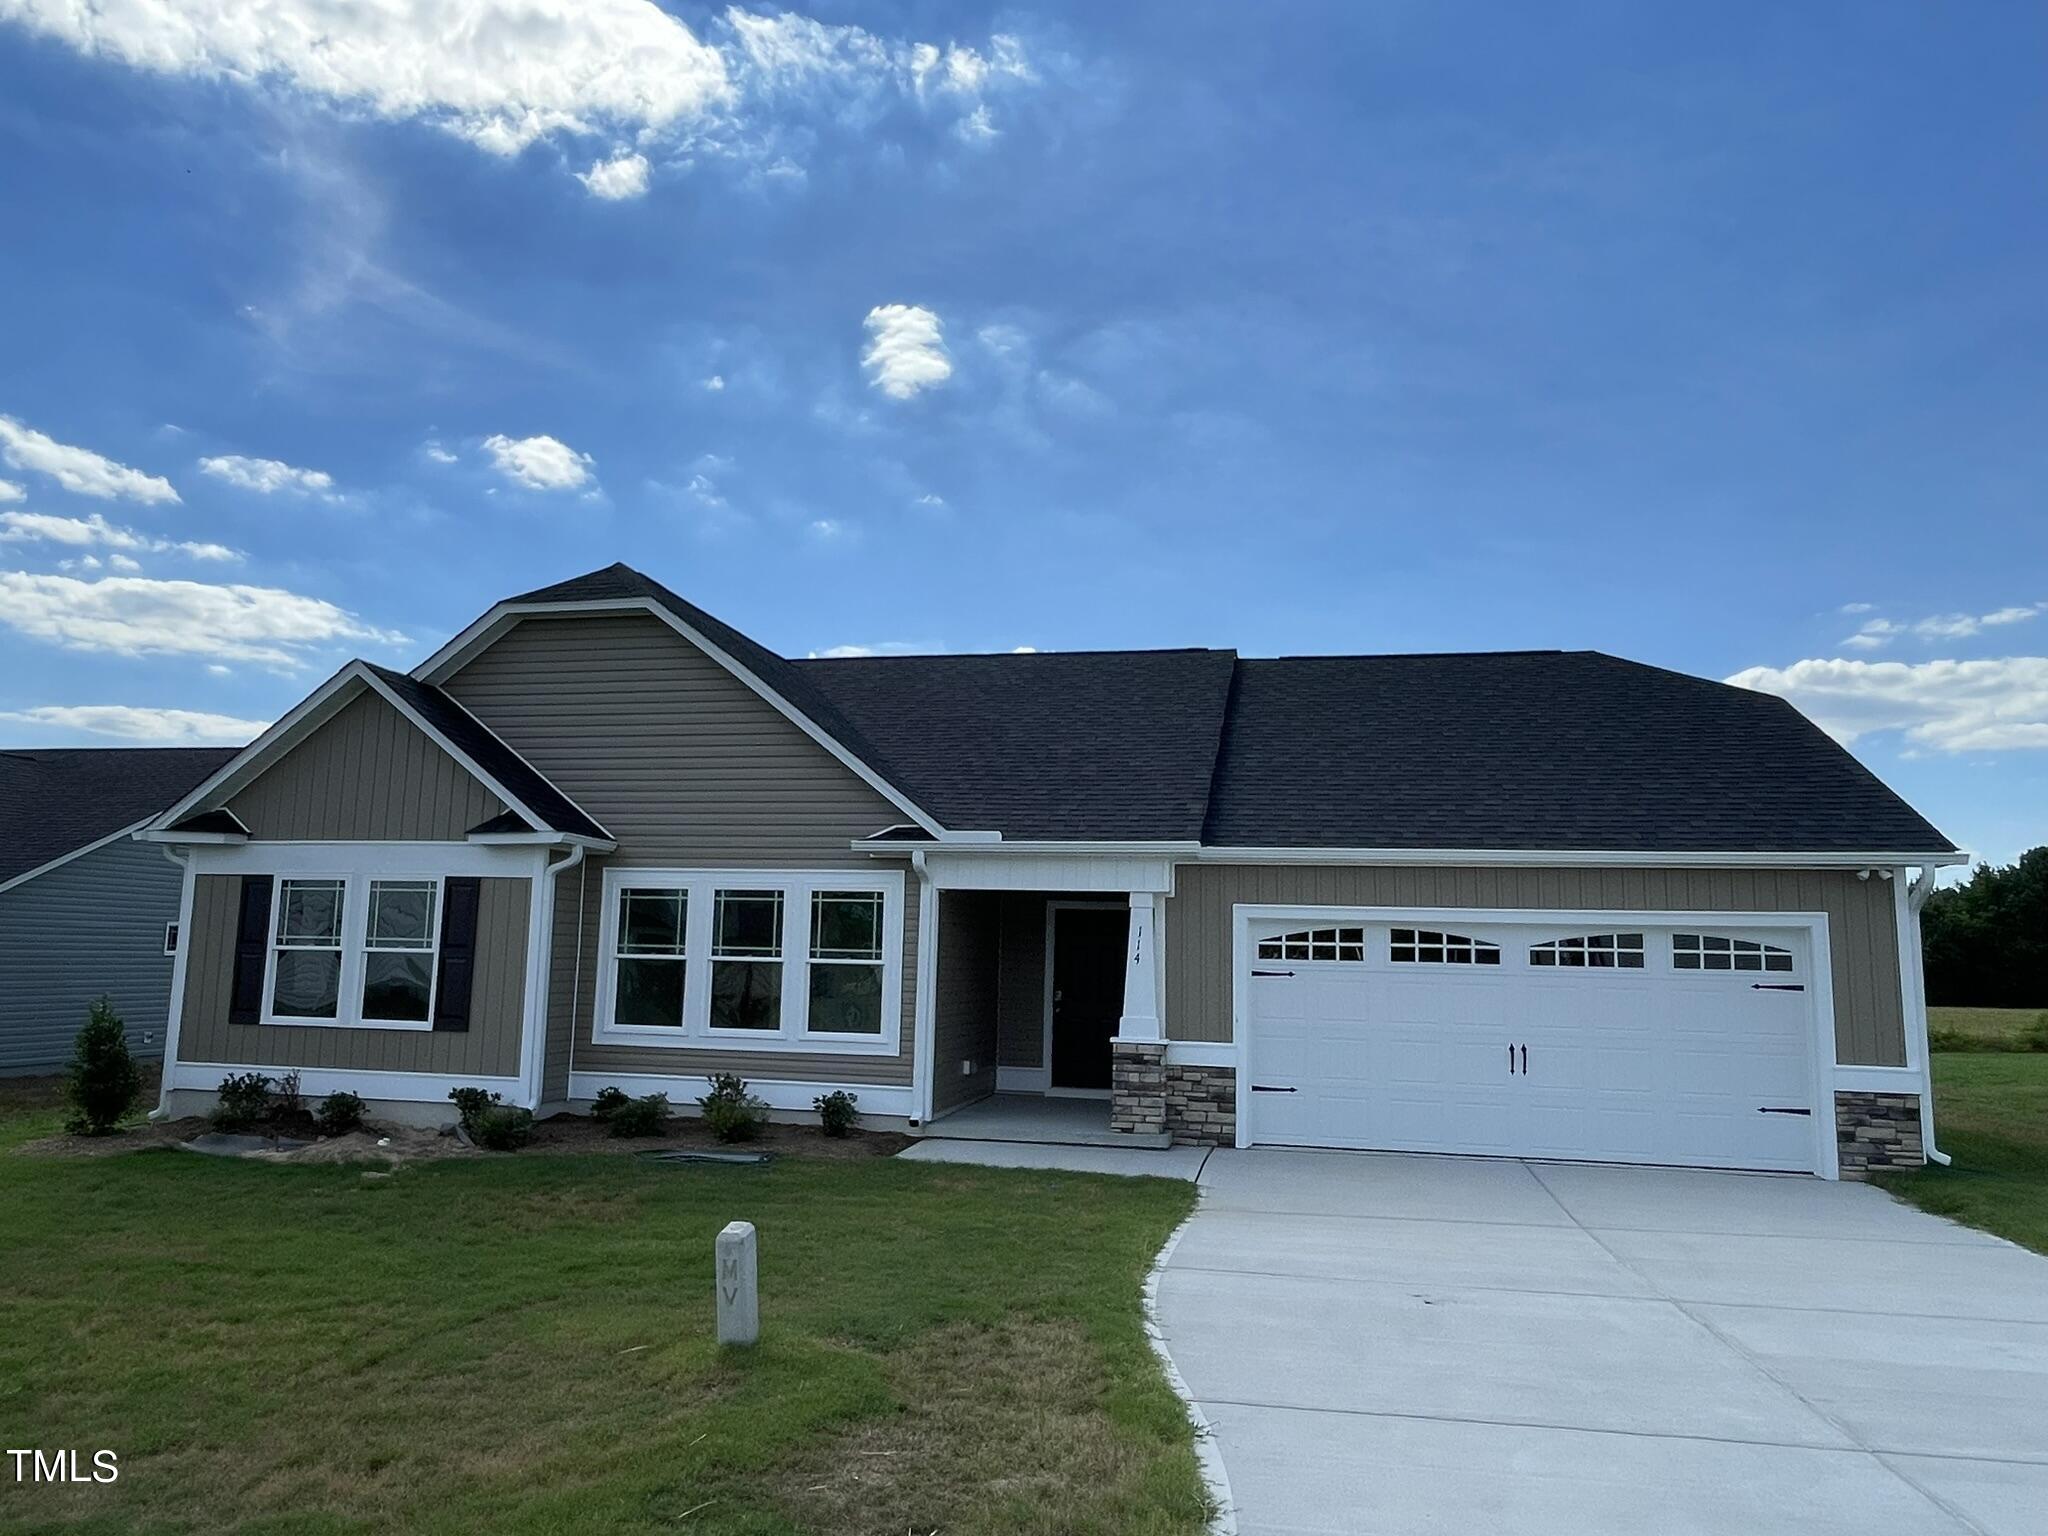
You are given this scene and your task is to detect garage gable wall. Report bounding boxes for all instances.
[1166,864,1905,1066]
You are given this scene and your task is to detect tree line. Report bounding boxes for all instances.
[1922,846,2048,1008]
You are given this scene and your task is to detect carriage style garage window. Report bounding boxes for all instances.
[1673,933,1795,972]
[1530,932,1645,968]
[1258,926,1366,962]
[594,869,903,1054]
[1389,928,1501,965]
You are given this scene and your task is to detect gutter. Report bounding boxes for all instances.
[148,842,194,1122]
[1907,865,1951,1167]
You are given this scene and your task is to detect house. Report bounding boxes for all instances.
[1,746,240,1073]
[139,563,1960,1177]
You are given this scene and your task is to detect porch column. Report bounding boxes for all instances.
[1116,891,1162,1042]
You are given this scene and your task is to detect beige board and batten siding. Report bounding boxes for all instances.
[176,873,530,1077]
[1166,864,1907,1066]
[227,689,507,841]
[995,893,1052,1069]
[442,613,920,1088]
[932,892,1001,1112]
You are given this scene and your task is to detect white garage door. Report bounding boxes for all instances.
[1242,914,1825,1173]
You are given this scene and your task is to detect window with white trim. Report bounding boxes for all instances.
[271,878,346,1019]
[594,870,902,1052]
[361,879,439,1023]
[163,921,180,957]
[1673,933,1794,972]
[1389,927,1501,965]
[1529,933,1645,969]
[1257,926,1366,962]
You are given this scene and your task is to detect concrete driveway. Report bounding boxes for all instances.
[1155,1149,2048,1536]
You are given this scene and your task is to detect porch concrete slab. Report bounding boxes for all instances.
[1529,1159,2004,1244]
[1591,1227,2048,1322]
[1196,1146,1576,1225]
[1167,1207,1658,1298]
[1883,1453,2048,1536]
[894,1138,1208,1180]
[1200,1402,1975,1536]
[922,1093,1123,1146]
[1157,1266,1853,1447]
[1694,1303,2048,1463]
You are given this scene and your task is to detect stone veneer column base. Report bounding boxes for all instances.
[1835,1091,1925,1177]
[1110,1041,1168,1138]
[1165,1064,1237,1146]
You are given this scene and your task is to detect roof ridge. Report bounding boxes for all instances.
[795,646,1236,663]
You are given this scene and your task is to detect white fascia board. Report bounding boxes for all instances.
[467,831,618,851]
[855,838,1200,855]
[0,815,157,896]
[133,829,247,846]
[1195,846,1968,869]
[414,597,949,839]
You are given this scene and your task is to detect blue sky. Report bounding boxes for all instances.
[0,2,2042,866]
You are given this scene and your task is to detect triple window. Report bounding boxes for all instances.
[599,871,899,1050]
[269,876,440,1027]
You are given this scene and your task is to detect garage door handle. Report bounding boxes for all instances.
[1249,1084,1297,1093]
[1757,1106,1812,1116]
[1252,968,1295,978]
[1751,983,1805,992]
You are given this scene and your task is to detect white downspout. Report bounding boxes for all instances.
[912,851,937,1127]
[148,842,195,1121]
[1906,864,1950,1166]
[525,842,586,1110]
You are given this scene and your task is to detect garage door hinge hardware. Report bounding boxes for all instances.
[1251,968,1295,977]
[1750,983,1805,992]
[1249,1084,1298,1093]
[1757,1106,1812,1116]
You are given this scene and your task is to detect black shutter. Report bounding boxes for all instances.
[228,876,274,1027]
[434,877,482,1033]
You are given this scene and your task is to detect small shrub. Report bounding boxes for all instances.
[606,1093,671,1138]
[317,1091,367,1137]
[64,997,141,1135]
[590,1084,631,1122]
[814,1089,860,1138]
[471,1105,533,1151]
[212,1071,273,1132]
[269,1070,303,1124]
[448,1086,502,1135]
[699,1073,768,1143]
[2026,1011,2048,1053]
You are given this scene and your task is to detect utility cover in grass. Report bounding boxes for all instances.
[179,1133,314,1157]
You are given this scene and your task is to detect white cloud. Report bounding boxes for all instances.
[0,572,406,666]
[1727,656,2048,753]
[198,454,336,496]
[422,440,459,464]
[578,149,651,200]
[703,375,727,392]
[0,510,243,562]
[807,518,843,540]
[913,492,946,509]
[1842,603,2045,649]
[0,416,178,504]
[806,639,941,659]
[0,479,21,503]
[862,304,952,399]
[108,553,142,572]
[1010,645,1038,654]
[1838,601,1875,615]
[0,704,268,743]
[482,433,595,490]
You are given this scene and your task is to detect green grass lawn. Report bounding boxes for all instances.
[1925,1005,2048,1052]
[1878,1051,2048,1256]
[0,1096,1206,1536]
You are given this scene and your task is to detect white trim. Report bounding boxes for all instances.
[1229,903,1841,1178]
[164,1061,522,1102]
[566,1069,914,1120]
[0,815,155,896]
[414,596,947,838]
[186,841,546,877]
[996,1065,1051,1093]
[912,852,938,1123]
[587,867,905,1056]
[915,850,1180,894]
[1162,1041,1235,1069]
[258,873,444,1032]
[163,919,180,957]
[1832,1065,1925,1093]
[520,844,582,1108]
[1195,846,1967,869]
[1044,899,1127,1092]
[149,845,197,1120]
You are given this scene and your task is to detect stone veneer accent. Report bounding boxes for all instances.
[1165,1064,1236,1146]
[1110,1041,1167,1137]
[1835,1091,1925,1177]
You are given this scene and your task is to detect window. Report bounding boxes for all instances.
[361,879,438,1023]
[595,870,902,1052]
[1673,933,1794,972]
[615,889,688,1027]
[710,889,784,1032]
[1389,928,1501,965]
[163,921,180,957]
[271,878,345,1019]
[1530,933,1645,969]
[808,891,885,1035]
[1257,926,1366,962]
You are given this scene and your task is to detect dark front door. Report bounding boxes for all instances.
[1050,906,1129,1091]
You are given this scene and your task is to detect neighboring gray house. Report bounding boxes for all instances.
[140,563,1960,1178]
[1,746,239,1073]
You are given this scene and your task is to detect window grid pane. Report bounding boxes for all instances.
[811,892,883,960]
[1529,933,1646,971]
[277,880,344,946]
[1390,927,1498,965]
[1261,926,1367,963]
[366,880,436,950]
[715,890,784,958]
[1673,933,1792,973]
[619,889,687,956]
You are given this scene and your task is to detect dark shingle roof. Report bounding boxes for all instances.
[512,564,933,824]
[1200,651,1954,852]
[0,746,240,885]
[363,664,610,842]
[797,649,1240,840]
